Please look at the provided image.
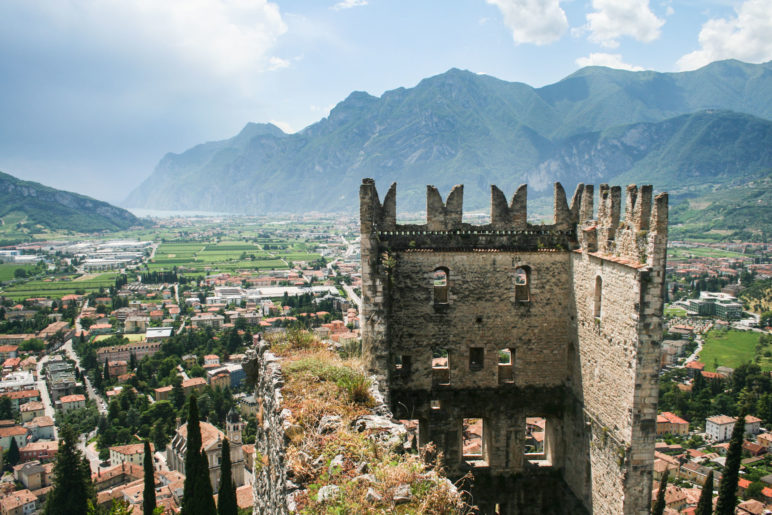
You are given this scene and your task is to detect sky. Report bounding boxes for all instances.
[1,0,771,203]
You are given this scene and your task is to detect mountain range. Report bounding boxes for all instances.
[124,59,772,231]
[0,170,141,236]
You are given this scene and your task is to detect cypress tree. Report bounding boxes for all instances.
[217,438,238,515]
[182,396,216,514]
[695,470,714,515]
[716,412,746,515]
[143,440,156,515]
[6,436,20,468]
[104,359,110,382]
[652,470,668,515]
[44,424,95,514]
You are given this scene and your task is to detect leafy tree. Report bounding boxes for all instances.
[652,470,668,515]
[716,411,746,514]
[6,436,20,469]
[44,424,95,514]
[695,470,713,515]
[0,396,13,419]
[182,396,216,514]
[143,440,156,515]
[217,438,237,515]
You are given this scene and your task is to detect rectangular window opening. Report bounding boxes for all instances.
[524,416,552,467]
[498,348,515,384]
[430,399,441,410]
[432,347,450,385]
[393,354,411,377]
[462,418,488,467]
[469,348,484,371]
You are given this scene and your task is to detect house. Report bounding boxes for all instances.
[109,442,152,466]
[92,462,144,492]
[13,461,51,491]
[203,354,220,366]
[123,316,149,333]
[58,394,86,412]
[190,313,224,329]
[706,415,736,442]
[37,321,74,342]
[182,354,197,368]
[757,432,772,449]
[167,411,245,491]
[0,488,37,514]
[182,377,206,397]
[656,412,690,435]
[23,416,54,440]
[19,402,44,423]
[685,361,705,377]
[19,440,58,462]
[107,361,128,378]
[0,425,28,450]
[743,441,767,457]
[0,345,19,362]
[745,415,763,436]
[154,386,172,402]
[208,370,230,390]
[96,341,161,363]
[0,390,39,411]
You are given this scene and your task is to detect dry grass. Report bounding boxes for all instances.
[269,331,466,514]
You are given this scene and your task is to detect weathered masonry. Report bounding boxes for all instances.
[360,179,668,514]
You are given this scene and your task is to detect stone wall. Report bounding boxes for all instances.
[360,179,668,515]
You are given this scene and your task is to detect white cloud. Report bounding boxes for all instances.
[331,0,367,11]
[267,56,290,71]
[576,53,644,71]
[677,0,772,70]
[486,0,568,45]
[585,0,664,48]
[28,0,287,78]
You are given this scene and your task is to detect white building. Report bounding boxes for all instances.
[706,415,736,442]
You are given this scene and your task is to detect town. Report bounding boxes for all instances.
[0,212,771,514]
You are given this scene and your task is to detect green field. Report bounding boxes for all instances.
[0,263,37,282]
[668,247,747,259]
[0,273,117,300]
[94,333,144,343]
[664,306,687,317]
[699,329,769,372]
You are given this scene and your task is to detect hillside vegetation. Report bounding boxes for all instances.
[1,170,142,236]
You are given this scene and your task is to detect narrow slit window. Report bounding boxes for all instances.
[393,354,411,377]
[433,268,449,304]
[515,267,530,302]
[594,276,602,319]
[469,348,484,371]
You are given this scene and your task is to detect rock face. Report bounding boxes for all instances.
[124,60,772,214]
[360,180,668,515]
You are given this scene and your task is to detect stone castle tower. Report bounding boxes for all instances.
[359,179,668,514]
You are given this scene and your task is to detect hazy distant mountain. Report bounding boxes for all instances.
[124,59,772,214]
[0,170,141,232]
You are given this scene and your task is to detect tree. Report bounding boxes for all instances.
[6,436,20,469]
[44,424,95,514]
[182,396,216,514]
[217,438,237,515]
[652,470,668,515]
[143,440,156,515]
[695,470,713,515]
[104,359,110,383]
[0,396,13,419]
[716,412,746,514]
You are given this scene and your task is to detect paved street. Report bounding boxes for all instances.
[35,355,57,439]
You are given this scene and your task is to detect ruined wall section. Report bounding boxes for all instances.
[566,188,668,515]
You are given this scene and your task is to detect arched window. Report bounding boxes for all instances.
[594,276,602,319]
[433,268,449,304]
[515,267,530,302]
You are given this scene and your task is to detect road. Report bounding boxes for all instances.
[68,302,107,414]
[342,283,362,311]
[35,355,58,439]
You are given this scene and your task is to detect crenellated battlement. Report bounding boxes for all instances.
[360,179,667,264]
